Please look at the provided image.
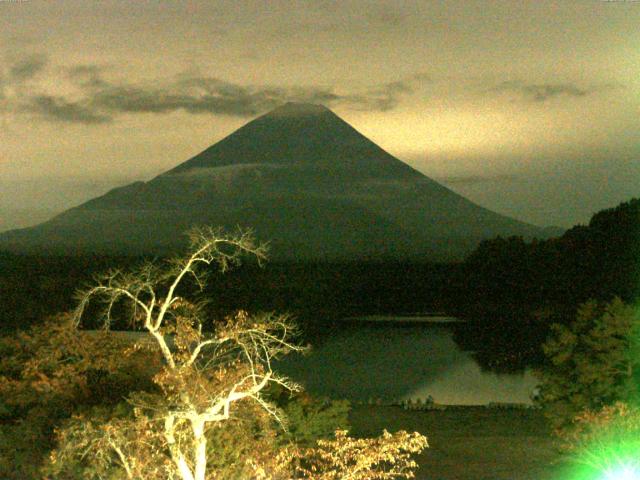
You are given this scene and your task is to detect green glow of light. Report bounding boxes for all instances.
[601,463,640,480]
[560,439,640,480]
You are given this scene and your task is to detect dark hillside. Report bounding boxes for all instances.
[448,197,640,371]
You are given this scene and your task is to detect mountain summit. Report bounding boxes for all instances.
[0,103,550,260]
[167,101,417,178]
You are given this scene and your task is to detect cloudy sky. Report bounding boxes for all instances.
[1,0,638,231]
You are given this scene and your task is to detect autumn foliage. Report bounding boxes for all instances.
[0,227,427,479]
[291,429,428,479]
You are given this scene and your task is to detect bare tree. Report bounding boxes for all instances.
[66,227,305,480]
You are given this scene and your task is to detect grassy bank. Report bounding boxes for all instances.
[349,405,569,480]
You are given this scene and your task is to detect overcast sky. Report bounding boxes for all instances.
[1,0,638,231]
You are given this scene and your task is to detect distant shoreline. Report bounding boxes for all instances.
[342,314,464,324]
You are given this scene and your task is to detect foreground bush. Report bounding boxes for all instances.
[536,297,640,433]
[291,429,428,480]
[0,314,155,479]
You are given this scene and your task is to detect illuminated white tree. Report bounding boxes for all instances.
[64,227,304,480]
[46,226,428,480]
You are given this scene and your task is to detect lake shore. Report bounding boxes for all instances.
[342,314,464,324]
[349,404,565,480]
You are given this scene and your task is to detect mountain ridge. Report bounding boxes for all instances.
[0,103,556,261]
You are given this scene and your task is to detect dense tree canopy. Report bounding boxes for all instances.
[449,197,640,371]
[536,297,640,432]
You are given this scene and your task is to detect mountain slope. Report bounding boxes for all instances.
[0,102,552,260]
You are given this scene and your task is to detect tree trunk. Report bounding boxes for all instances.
[165,415,196,480]
[192,418,208,480]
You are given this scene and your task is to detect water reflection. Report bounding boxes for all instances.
[275,320,540,405]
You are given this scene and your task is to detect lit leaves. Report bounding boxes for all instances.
[537,297,640,433]
[291,429,428,480]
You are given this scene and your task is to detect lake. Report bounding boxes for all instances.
[275,318,540,405]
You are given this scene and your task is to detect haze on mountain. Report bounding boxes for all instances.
[0,102,558,261]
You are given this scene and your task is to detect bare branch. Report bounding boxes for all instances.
[186,338,228,367]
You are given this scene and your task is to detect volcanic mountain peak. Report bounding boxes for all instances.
[166,101,416,178]
[0,103,553,260]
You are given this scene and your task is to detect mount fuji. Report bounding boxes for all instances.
[0,103,553,260]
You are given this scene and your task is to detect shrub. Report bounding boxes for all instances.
[536,297,640,433]
[280,393,351,446]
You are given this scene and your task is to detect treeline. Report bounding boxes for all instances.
[202,261,453,338]
[0,251,453,339]
[0,253,136,332]
[4,197,637,366]
[448,197,640,371]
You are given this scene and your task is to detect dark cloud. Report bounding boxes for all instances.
[11,62,429,124]
[360,81,414,111]
[9,54,47,81]
[65,64,109,88]
[66,65,103,77]
[346,73,431,112]
[489,80,593,102]
[438,174,517,186]
[23,95,112,124]
[89,80,341,117]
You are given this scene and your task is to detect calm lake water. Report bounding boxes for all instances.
[275,319,540,405]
